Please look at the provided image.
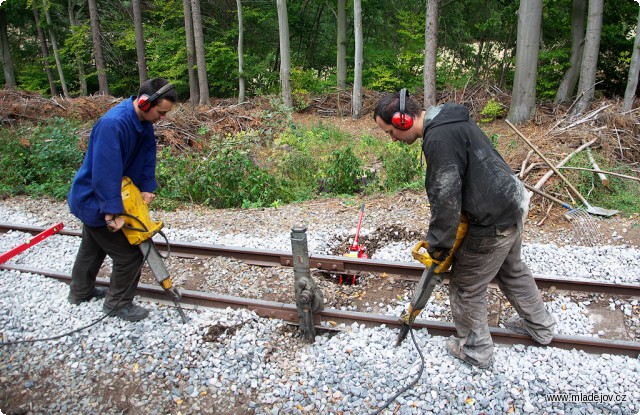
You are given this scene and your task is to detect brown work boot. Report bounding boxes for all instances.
[505,316,553,345]
[447,337,491,369]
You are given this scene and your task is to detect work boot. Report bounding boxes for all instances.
[103,303,149,322]
[447,337,491,369]
[505,316,553,345]
[68,287,108,305]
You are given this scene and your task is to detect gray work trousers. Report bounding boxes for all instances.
[70,225,143,309]
[448,224,556,365]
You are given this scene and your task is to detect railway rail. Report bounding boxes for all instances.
[1,222,639,297]
[1,222,639,358]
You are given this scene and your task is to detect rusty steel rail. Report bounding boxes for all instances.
[1,222,640,297]
[1,263,639,358]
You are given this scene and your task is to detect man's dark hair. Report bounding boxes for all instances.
[137,78,178,106]
[373,91,423,124]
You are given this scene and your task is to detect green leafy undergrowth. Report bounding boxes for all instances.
[0,117,84,199]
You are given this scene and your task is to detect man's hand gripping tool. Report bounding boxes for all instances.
[395,215,468,346]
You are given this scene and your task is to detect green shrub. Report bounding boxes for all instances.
[275,148,320,200]
[382,143,423,191]
[0,129,31,195]
[325,146,364,195]
[157,147,293,209]
[0,118,84,199]
[480,99,505,123]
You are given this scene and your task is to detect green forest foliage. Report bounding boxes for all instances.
[1,0,638,100]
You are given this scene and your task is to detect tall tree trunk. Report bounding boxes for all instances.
[32,5,58,96]
[132,0,148,84]
[0,8,16,89]
[623,7,640,112]
[555,0,586,104]
[87,0,109,95]
[191,0,209,105]
[507,0,542,124]
[572,0,603,116]
[336,0,347,89]
[276,0,292,108]
[182,0,198,103]
[236,0,245,104]
[351,0,362,119]
[423,0,440,108]
[68,0,87,95]
[43,0,69,98]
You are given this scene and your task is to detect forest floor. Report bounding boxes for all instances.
[1,86,639,239]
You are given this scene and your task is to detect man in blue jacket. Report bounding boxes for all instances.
[67,78,177,322]
[374,90,556,368]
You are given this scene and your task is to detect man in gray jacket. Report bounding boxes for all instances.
[373,89,556,368]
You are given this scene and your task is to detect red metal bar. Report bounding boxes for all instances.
[0,222,64,264]
[349,204,365,251]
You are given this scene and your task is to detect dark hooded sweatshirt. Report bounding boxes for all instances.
[422,103,528,253]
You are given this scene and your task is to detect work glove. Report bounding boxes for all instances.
[427,246,451,263]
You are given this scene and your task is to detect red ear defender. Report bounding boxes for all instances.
[391,88,414,130]
[138,94,152,112]
[137,82,174,112]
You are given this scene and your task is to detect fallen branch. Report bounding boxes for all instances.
[585,146,609,186]
[556,104,612,133]
[537,203,554,226]
[558,167,640,183]
[520,150,533,179]
[533,138,597,189]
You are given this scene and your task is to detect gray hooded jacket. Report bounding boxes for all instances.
[422,103,528,252]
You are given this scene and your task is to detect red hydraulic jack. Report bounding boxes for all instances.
[0,222,65,264]
[341,204,368,285]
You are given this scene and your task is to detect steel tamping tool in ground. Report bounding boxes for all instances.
[395,215,469,346]
[291,225,324,343]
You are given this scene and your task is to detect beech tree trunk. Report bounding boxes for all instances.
[43,1,69,98]
[351,0,363,119]
[336,0,347,89]
[423,0,440,108]
[191,0,209,105]
[88,0,110,94]
[507,0,542,124]
[237,0,245,104]
[0,9,16,89]
[276,0,292,108]
[33,5,58,96]
[572,0,603,116]
[555,0,585,104]
[182,0,198,103]
[623,7,640,112]
[132,0,148,84]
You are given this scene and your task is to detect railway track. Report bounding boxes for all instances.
[1,222,639,296]
[1,222,639,358]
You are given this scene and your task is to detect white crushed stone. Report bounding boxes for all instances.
[1,197,639,414]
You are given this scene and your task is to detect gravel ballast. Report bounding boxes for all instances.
[1,195,639,415]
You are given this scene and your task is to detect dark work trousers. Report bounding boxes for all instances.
[448,224,556,365]
[70,225,144,310]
